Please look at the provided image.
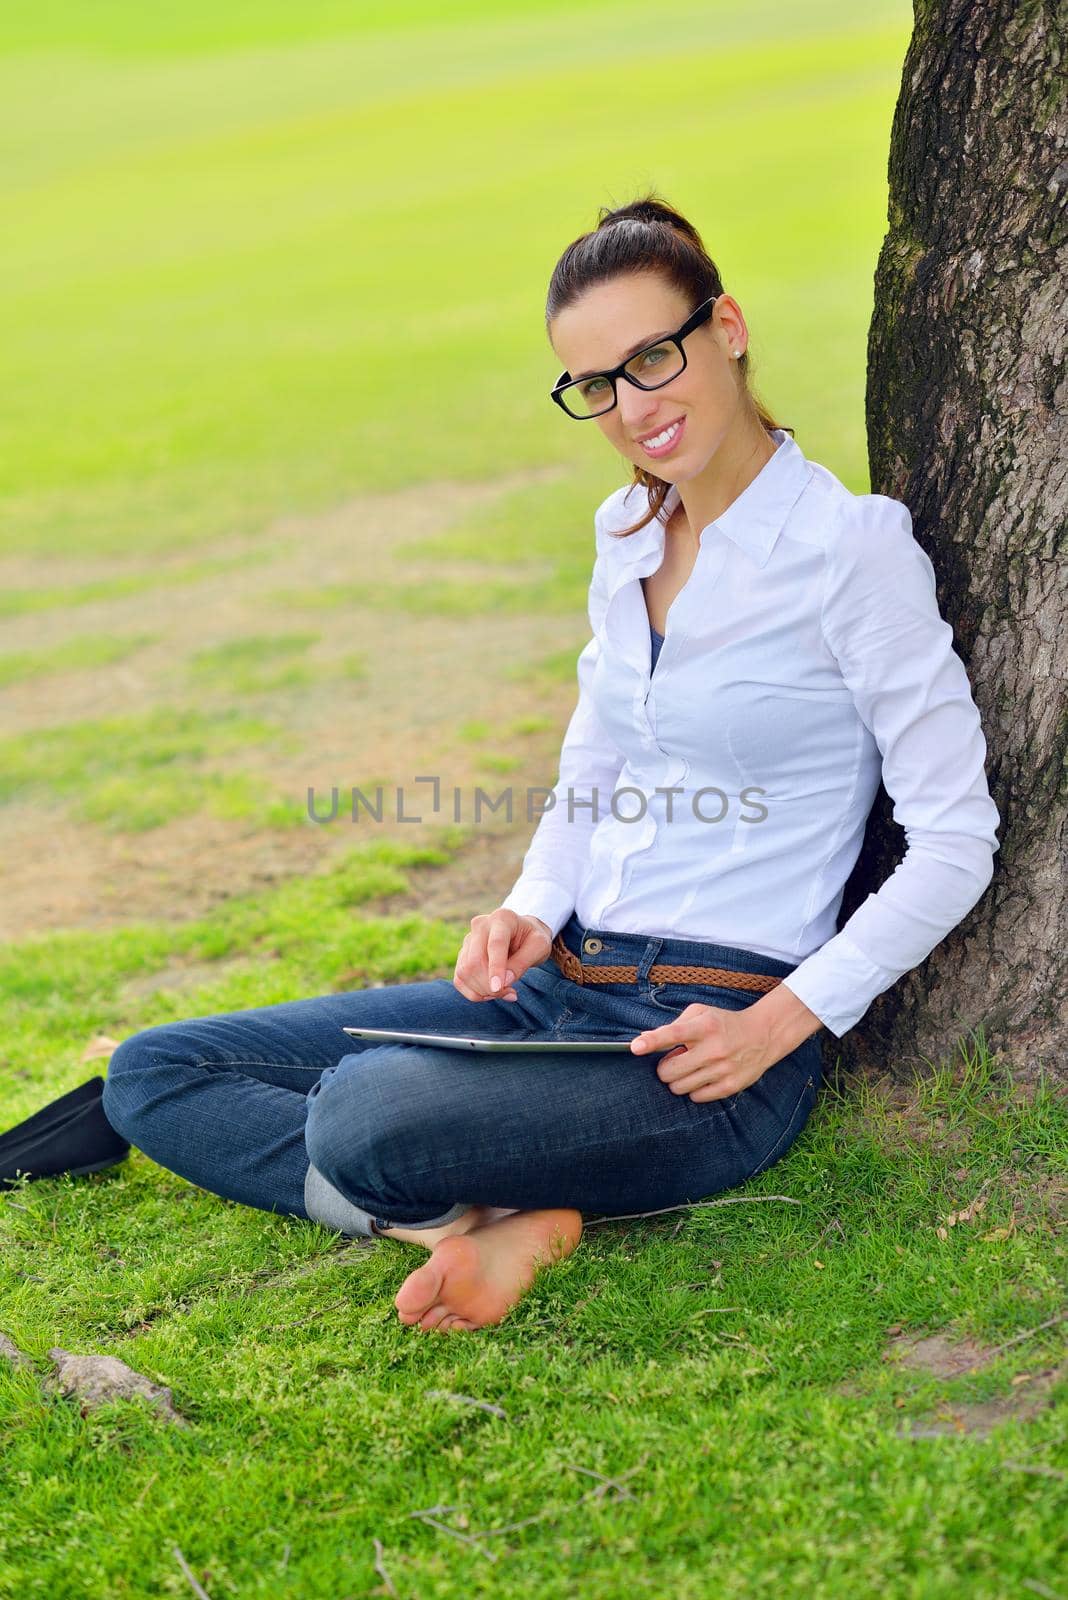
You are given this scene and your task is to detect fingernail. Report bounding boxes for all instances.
[632,1040,646,1052]
[490,976,501,991]
[505,970,515,984]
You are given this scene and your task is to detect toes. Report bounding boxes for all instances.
[394,1258,443,1319]
[418,1303,451,1332]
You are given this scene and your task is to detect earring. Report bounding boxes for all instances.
[732,349,742,358]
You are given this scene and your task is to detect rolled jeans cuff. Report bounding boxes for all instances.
[303,1161,471,1237]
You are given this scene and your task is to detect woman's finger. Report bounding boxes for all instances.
[486,921,514,992]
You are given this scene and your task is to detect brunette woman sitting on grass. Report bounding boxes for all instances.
[0,194,1000,1333]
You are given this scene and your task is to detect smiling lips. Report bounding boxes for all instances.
[637,415,686,458]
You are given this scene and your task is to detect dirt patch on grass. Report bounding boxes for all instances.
[0,467,581,941]
[878,1319,1068,1436]
[835,1319,1068,1438]
[885,1329,1005,1380]
[896,1373,1066,1438]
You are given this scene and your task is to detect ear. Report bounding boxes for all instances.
[712,294,747,354]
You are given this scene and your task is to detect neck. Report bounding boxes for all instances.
[668,412,778,549]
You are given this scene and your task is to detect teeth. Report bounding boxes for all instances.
[643,420,681,449]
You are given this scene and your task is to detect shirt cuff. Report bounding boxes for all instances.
[780,930,900,1038]
[498,880,575,941]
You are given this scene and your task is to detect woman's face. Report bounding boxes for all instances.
[549,273,749,481]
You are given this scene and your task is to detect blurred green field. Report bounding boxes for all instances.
[1,0,907,559]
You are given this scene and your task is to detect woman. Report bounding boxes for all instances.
[1,195,1000,1333]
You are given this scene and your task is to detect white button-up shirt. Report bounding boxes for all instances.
[501,427,1000,1038]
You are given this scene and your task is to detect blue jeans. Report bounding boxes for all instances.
[102,913,823,1238]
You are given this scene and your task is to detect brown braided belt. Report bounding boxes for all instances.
[550,933,784,995]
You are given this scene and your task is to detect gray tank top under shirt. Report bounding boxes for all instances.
[649,622,665,674]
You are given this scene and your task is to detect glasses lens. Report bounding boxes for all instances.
[558,373,616,418]
[556,338,685,416]
[624,340,684,389]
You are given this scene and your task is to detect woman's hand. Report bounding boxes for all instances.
[630,985,823,1102]
[452,909,553,1003]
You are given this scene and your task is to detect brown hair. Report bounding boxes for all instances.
[545,191,793,539]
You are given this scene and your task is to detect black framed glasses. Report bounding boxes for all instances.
[550,293,719,419]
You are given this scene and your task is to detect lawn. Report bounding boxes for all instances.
[2,2,1064,1596]
[1,839,1066,1599]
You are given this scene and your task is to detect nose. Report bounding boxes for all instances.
[616,386,663,434]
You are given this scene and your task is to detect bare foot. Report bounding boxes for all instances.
[393,1208,582,1331]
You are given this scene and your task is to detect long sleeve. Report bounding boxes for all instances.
[780,495,1001,1038]
[499,538,627,938]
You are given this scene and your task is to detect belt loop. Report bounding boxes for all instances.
[636,937,664,984]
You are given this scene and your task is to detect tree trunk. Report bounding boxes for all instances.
[833,0,1066,1089]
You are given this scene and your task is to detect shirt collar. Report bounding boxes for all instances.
[612,427,813,571]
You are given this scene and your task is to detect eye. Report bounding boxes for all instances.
[581,376,609,397]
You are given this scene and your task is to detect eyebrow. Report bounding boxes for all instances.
[571,328,673,382]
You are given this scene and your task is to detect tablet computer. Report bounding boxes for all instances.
[341,1026,636,1053]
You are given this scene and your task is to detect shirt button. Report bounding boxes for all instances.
[583,937,603,955]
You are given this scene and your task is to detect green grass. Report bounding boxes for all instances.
[80,769,308,833]
[182,635,372,703]
[0,556,264,618]
[274,569,588,618]
[0,846,1064,1598]
[186,631,321,696]
[0,632,156,688]
[508,646,591,687]
[476,753,525,774]
[0,706,290,831]
[338,651,369,681]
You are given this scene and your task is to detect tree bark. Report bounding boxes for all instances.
[833,0,1066,1089]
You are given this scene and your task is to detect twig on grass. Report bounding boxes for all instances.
[1021,1580,1067,1600]
[373,1537,398,1595]
[560,1462,638,1500]
[425,1389,509,1420]
[172,1546,212,1600]
[1003,1461,1067,1481]
[571,1281,605,1312]
[406,1454,648,1561]
[809,1216,846,1251]
[582,1195,801,1229]
[266,1296,350,1333]
[239,1241,373,1295]
[132,1471,158,1509]
[465,1454,649,1540]
[956,1312,1068,1375]
[410,1513,499,1563]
